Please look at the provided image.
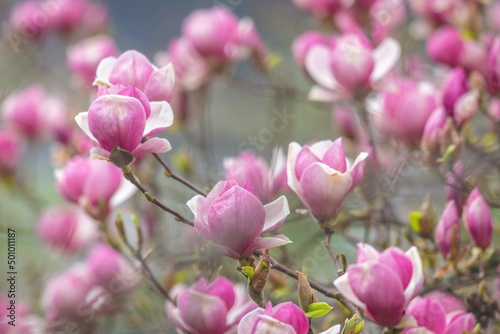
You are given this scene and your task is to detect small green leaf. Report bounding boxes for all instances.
[354,321,364,333]
[242,266,254,282]
[304,302,333,318]
[437,144,456,163]
[261,262,268,270]
[410,211,422,233]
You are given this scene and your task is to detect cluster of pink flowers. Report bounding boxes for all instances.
[2,0,500,333]
[6,0,108,40]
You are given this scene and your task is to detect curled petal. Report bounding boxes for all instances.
[245,234,291,256]
[93,56,116,86]
[403,247,424,305]
[305,45,339,90]
[371,37,401,82]
[75,112,97,142]
[131,137,172,156]
[109,50,155,90]
[287,142,305,194]
[262,195,290,233]
[144,63,175,102]
[143,101,174,137]
[89,146,110,160]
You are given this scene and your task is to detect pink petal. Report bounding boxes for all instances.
[370,37,401,82]
[333,273,367,313]
[305,45,339,90]
[109,50,154,90]
[294,146,321,180]
[131,137,171,157]
[238,308,265,334]
[200,277,235,311]
[178,290,229,334]
[299,163,352,222]
[272,302,309,334]
[262,195,290,233]
[349,262,406,327]
[406,297,446,334]
[245,234,291,256]
[321,138,347,172]
[319,324,341,334]
[356,243,380,263]
[378,247,414,289]
[308,85,342,102]
[143,101,174,137]
[88,95,146,152]
[207,186,266,257]
[403,247,424,305]
[144,63,175,102]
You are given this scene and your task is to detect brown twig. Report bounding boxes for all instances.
[122,168,194,227]
[152,152,207,196]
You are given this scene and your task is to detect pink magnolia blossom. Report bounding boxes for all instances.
[287,138,368,223]
[402,296,475,334]
[334,243,424,327]
[427,26,464,68]
[67,35,119,86]
[7,1,47,38]
[86,244,138,297]
[94,50,175,103]
[55,156,136,218]
[369,78,437,144]
[441,68,468,117]
[424,291,465,314]
[0,128,25,175]
[423,107,446,143]
[238,301,309,334]
[75,85,173,160]
[187,180,291,259]
[42,264,96,323]
[462,188,493,250]
[1,85,46,139]
[37,206,98,254]
[305,33,400,100]
[158,37,213,91]
[409,0,462,25]
[166,277,257,334]
[181,7,266,68]
[224,148,288,204]
[435,200,460,260]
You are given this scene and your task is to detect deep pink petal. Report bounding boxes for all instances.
[88,95,146,152]
[109,50,154,90]
[321,138,347,172]
[294,146,321,180]
[299,163,352,222]
[349,262,406,327]
[178,290,228,334]
[200,277,235,311]
[378,247,413,289]
[144,64,175,102]
[207,186,266,257]
[131,137,171,157]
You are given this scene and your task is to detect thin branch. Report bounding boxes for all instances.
[134,249,173,304]
[324,230,344,276]
[123,168,194,227]
[152,153,207,196]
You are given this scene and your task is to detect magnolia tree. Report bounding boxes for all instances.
[1,0,500,333]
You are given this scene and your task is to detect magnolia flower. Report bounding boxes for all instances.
[287,138,368,223]
[224,148,288,204]
[402,296,475,334]
[0,128,25,175]
[305,33,400,101]
[463,188,492,250]
[238,301,309,334]
[334,243,424,327]
[166,277,257,334]
[187,180,291,259]
[75,85,173,161]
[67,35,119,86]
[93,50,175,103]
[55,156,136,218]
[435,200,460,261]
[37,206,98,254]
[1,85,46,139]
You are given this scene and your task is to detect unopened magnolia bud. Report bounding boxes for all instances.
[297,269,316,313]
[419,194,436,239]
[115,213,126,242]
